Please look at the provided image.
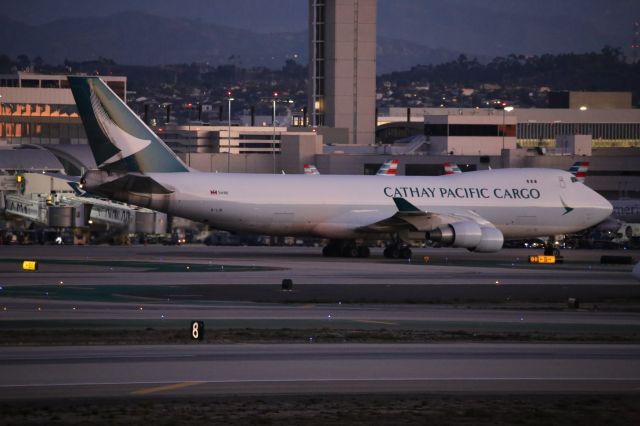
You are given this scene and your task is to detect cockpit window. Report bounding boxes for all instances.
[571,177,578,183]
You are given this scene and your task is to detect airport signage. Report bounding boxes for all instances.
[528,255,556,264]
[22,260,38,271]
[190,321,204,340]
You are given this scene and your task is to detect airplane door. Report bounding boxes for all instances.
[558,176,566,189]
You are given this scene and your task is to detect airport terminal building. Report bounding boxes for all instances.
[1,79,639,199]
[0,5,639,242]
[0,72,126,146]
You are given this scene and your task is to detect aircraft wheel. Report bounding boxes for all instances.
[343,246,359,258]
[358,246,370,258]
[400,247,412,259]
[390,247,401,259]
[323,245,340,257]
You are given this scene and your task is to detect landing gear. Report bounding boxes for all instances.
[383,242,412,259]
[357,245,370,258]
[322,239,370,258]
[543,240,561,257]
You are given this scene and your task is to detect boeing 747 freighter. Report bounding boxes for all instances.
[70,76,612,258]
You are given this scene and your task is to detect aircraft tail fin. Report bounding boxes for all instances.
[376,159,398,176]
[443,162,462,175]
[568,161,589,182]
[304,164,320,175]
[68,76,189,174]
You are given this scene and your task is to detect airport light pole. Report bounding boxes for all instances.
[227,91,234,173]
[272,92,278,174]
[263,92,294,174]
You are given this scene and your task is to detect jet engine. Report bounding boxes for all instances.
[427,221,503,252]
[471,226,504,252]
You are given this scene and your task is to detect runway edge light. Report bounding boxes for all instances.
[22,260,38,271]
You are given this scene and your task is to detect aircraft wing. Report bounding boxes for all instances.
[356,197,494,233]
[347,197,504,252]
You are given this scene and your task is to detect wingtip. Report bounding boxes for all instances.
[393,197,421,212]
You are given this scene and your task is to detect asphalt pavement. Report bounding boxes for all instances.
[0,343,639,399]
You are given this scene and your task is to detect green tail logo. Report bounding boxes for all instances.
[68,76,188,173]
[560,197,574,215]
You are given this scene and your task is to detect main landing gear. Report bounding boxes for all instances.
[383,239,412,259]
[322,239,370,258]
[543,239,561,257]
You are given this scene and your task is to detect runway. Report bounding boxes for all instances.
[2,245,639,403]
[1,343,639,400]
[1,245,637,286]
[3,297,640,327]
[1,245,639,308]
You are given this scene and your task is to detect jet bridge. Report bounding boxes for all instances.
[1,173,167,233]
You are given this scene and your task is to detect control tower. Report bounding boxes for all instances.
[308,0,377,144]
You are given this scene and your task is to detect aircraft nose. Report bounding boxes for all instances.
[592,192,613,223]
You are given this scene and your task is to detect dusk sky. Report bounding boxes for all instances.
[1,0,639,60]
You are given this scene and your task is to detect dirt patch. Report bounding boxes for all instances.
[2,326,639,346]
[0,394,638,426]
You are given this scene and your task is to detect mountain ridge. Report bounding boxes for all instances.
[0,11,476,73]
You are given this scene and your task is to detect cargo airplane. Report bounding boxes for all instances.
[70,76,612,258]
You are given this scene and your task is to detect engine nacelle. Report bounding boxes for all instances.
[428,221,482,248]
[427,222,504,252]
[471,226,504,252]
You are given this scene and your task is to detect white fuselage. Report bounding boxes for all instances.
[141,168,612,240]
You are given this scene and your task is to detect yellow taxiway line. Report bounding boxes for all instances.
[131,381,204,396]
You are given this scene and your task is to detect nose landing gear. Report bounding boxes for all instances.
[543,240,561,257]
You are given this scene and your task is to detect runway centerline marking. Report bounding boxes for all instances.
[131,381,204,396]
[354,320,397,325]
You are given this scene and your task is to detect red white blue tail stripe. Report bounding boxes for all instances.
[376,159,398,176]
[569,161,589,182]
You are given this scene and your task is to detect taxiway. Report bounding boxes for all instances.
[0,343,639,400]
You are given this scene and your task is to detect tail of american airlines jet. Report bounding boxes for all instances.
[304,164,320,175]
[68,76,189,174]
[304,161,398,176]
[376,159,398,176]
[568,161,589,183]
